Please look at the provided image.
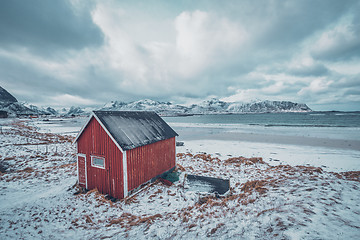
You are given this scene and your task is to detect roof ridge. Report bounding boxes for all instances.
[77,110,178,151]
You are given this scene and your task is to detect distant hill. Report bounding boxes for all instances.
[226,100,311,113]
[0,85,312,117]
[0,86,58,117]
[101,99,188,116]
[0,86,36,116]
[0,86,18,103]
[100,98,312,115]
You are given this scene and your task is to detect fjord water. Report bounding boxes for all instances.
[164,112,360,141]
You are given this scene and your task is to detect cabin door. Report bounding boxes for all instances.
[77,154,87,188]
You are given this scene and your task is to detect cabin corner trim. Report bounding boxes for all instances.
[123,151,128,197]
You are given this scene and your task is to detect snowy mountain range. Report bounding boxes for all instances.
[100,98,312,115]
[1,86,311,117]
[0,86,38,116]
[0,86,89,117]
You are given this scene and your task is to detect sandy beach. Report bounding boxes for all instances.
[171,125,360,172]
[175,126,360,151]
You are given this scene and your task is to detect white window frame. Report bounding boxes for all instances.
[91,155,105,169]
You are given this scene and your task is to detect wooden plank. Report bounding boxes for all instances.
[127,137,176,191]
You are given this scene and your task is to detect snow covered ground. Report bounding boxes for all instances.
[1,118,360,239]
[25,117,88,136]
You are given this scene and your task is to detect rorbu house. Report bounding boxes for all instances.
[73,111,178,199]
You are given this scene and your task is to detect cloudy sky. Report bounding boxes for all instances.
[1,0,359,111]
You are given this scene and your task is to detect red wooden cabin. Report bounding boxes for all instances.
[74,111,178,199]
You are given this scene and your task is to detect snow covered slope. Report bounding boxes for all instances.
[101,98,312,115]
[0,86,18,103]
[0,102,62,117]
[0,83,312,117]
[0,86,35,116]
[101,99,189,116]
[227,100,311,113]
[0,86,59,117]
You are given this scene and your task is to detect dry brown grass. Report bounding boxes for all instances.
[224,156,265,166]
[83,188,116,207]
[134,214,162,225]
[188,223,197,229]
[73,184,88,195]
[106,212,162,229]
[193,153,220,163]
[85,215,94,224]
[18,167,34,173]
[148,189,163,200]
[56,162,76,169]
[176,163,186,171]
[86,188,100,196]
[296,165,323,174]
[333,171,360,182]
[106,217,123,227]
[210,223,225,235]
[176,153,186,158]
[167,190,176,196]
[123,196,139,205]
[6,121,74,144]
[257,207,280,217]
[71,218,80,227]
[240,179,268,195]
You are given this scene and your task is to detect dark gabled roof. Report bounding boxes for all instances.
[91,111,178,151]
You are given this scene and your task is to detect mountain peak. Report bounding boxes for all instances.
[100,98,312,115]
[0,86,18,103]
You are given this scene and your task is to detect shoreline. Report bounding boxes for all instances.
[5,117,358,172]
[176,139,360,172]
[173,126,360,151]
[173,126,360,172]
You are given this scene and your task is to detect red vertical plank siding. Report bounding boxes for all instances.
[77,118,124,199]
[127,137,176,191]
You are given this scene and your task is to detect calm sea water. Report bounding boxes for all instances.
[164,112,360,128]
[12,112,359,142]
[164,112,360,141]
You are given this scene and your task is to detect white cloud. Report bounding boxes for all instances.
[298,78,334,96]
[326,60,360,75]
[91,3,149,82]
[174,10,247,77]
[261,81,285,95]
[90,4,249,96]
[49,94,98,107]
[1,0,360,110]
[311,16,360,61]
[221,89,259,102]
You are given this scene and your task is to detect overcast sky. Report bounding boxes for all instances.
[1,0,359,111]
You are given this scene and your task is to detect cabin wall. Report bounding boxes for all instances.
[77,118,124,199]
[127,137,176,191]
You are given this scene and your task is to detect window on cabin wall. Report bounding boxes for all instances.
[91,156,105,169]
